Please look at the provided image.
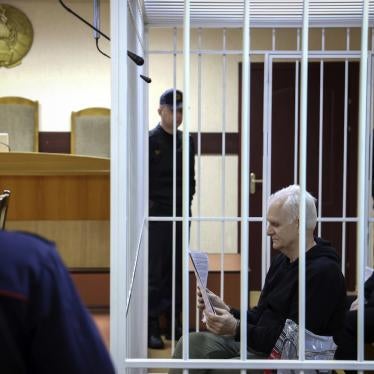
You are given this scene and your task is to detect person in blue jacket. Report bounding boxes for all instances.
[0,230,115,374]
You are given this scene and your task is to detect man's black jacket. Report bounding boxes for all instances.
[230,238,346,354]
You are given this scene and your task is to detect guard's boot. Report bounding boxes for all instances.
[164,312,182,341]
[148,316,165,349]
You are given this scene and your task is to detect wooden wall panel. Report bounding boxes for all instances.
[37,132,240,155]
[72,271,243,313]
[190,133,239,155]
[71,271,110,310]
[7,220,109,267]
[71,270,261,330]
[1,176,109,220]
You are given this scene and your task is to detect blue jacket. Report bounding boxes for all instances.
[0,230,115,373]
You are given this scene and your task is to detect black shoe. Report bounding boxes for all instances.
[164,310,183,340]
[148,334,165,349]
[148,316,165,349]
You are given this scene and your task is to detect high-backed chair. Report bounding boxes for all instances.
[0,97,39,152]
[71,107,110,158]
[0,190,10,230]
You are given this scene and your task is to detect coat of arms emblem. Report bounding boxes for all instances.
[0,4,33,68]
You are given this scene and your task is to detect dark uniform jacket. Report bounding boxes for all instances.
[0,231,115,374]
[230,238,346,355]
[149,124,196,214]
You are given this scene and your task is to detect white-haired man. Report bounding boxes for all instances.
[169,185,346,373]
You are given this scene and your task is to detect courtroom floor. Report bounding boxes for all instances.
[92,313,110,349]
[147,339,173,373]
[92,313,173,373]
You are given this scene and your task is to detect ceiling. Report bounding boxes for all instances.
[142,0,374,28]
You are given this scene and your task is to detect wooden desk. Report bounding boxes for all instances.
[0,152,110,268]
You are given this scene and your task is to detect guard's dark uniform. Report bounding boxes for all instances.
[0,230,115,374]
[148,124,196,319]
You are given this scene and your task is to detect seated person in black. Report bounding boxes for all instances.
[334,272,374,361]
[169,185,347,374]
[0,230,115,374]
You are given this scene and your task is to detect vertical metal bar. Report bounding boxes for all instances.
[357,0,369,365]
[342,28,350,276]
[266,55,273,274]
[261,52,270,287]
[110,0,127,370]
[369,48,374,269]
[317,29,325,237]
[195,27,203,333]
[197,27,202,254]
[294,29,301,184]
[182,0,191,366]
[240,0,250,365]
[220,28,227,299]
[365,46,373,269]
[272,28,276,51]
[299,0,310,362]
[262,28,277,282]
[171,27,178,352]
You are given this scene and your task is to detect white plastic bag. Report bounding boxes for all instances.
[270,319,336,374]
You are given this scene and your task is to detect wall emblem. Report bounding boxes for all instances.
[0,4,33,68]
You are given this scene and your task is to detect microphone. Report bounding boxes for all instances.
[93,0,100,39]
[127,50,144,66]
[59,0,146,67]
[140,75,152,83]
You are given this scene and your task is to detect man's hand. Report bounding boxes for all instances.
[350,298,359,311]
[197,288,230,312]
[350,297,368,311]
[204,307,238,336]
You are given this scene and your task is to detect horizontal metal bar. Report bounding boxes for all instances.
[148,216,263,222]
[317,217,359,222]
[147,19,374,28]
[269,51,364,58]
[148,216,360,222]
[125,358,374,370]
[148,49,365,58]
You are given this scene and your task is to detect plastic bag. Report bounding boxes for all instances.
[269,319,336,374]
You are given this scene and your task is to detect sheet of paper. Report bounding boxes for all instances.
[190,251,209,287]
[189,251,215,315]
[365,266,374,281]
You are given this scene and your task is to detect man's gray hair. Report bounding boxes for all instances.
[268,185,317,229]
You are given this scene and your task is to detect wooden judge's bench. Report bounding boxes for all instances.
[0,152,110,269]
[0,153,244,318]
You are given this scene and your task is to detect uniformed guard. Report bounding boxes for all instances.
[148,89,196,349]
[0,230,115,373]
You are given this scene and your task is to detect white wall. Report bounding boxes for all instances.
[0,0,110,132]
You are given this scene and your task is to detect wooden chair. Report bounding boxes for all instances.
[0,190,11,230]
[0,97,39,152]
[71,107,110,158]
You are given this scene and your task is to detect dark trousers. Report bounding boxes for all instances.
[148,203,183,318]
[334,305,374,360]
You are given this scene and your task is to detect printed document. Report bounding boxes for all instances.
[366,266,374,281]
[189,251,215,315]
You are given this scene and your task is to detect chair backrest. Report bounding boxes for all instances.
[0,190,11,230]
[71,107,110,158]
[0,97,39,152]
